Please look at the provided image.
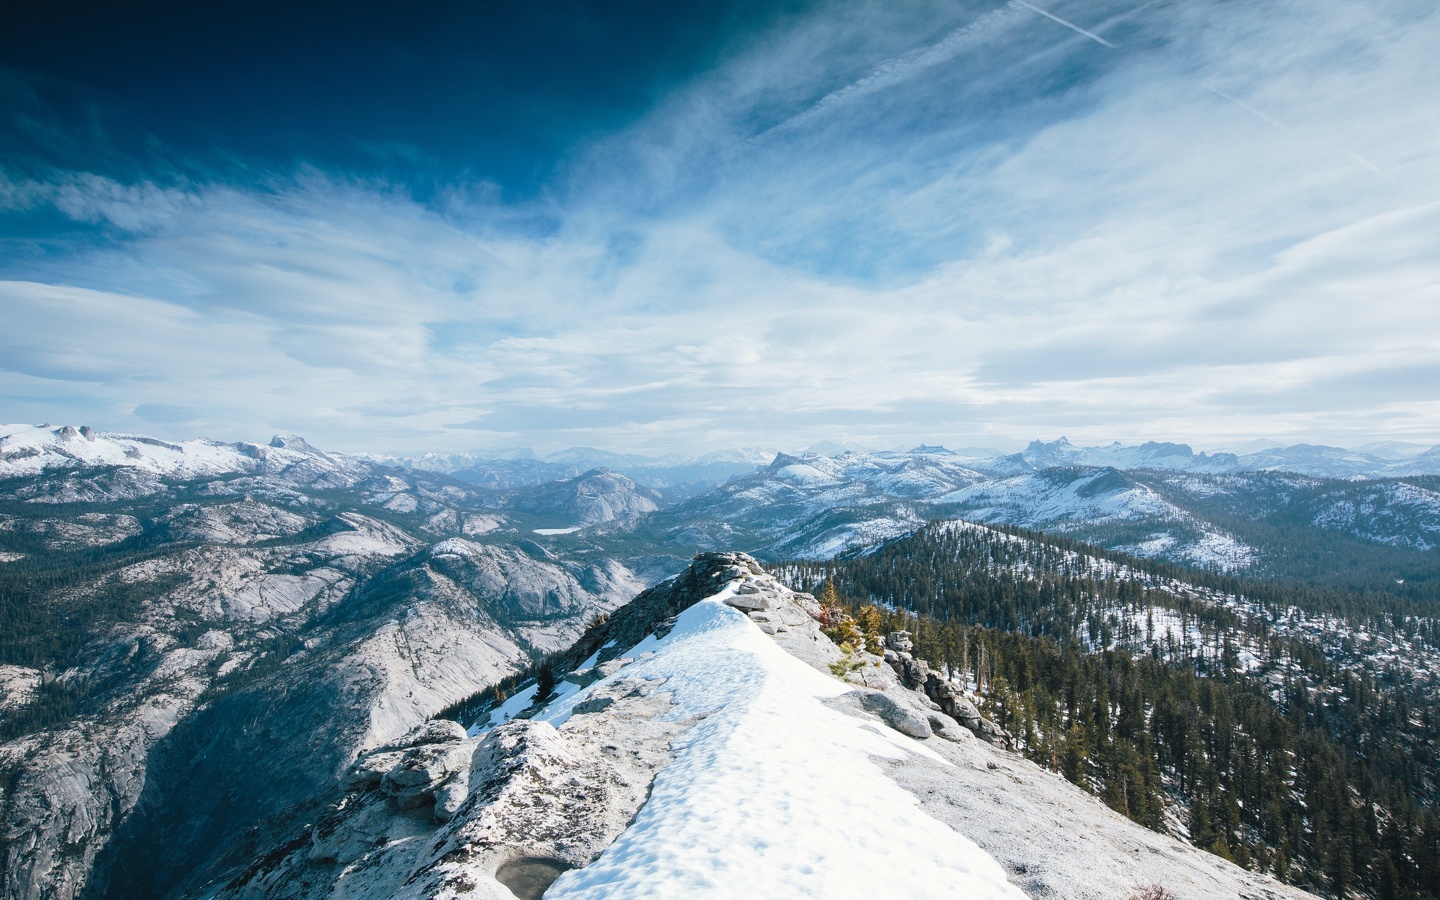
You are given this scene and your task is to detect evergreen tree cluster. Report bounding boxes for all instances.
[785,521,1440,899]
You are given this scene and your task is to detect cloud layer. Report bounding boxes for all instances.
[2,0,1438,454]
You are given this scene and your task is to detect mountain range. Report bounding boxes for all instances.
[1,423,1437,898]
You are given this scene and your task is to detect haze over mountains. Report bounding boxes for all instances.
[6,423,1440,582]
[377,435,1440,484]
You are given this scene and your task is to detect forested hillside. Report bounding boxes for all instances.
[786,522,1440,899]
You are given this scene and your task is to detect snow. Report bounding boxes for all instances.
[534,527,582,535]
[541,596,1026,899]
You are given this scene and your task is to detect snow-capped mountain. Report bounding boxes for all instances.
[1016,437,1240,473]
[646,447,988,559]
[382,445,776,500]
[640,445,1438,580]
[5,424,1436,579]
[0,423,366,485]
[1011,436,1440,479]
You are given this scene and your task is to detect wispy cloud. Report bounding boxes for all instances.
[2,0,1438,454]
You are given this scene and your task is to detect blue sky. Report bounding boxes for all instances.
[2,0,1438,455]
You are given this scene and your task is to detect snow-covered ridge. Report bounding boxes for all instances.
[219,552,1317,900]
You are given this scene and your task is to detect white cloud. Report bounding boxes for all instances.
[2,0,1438,454]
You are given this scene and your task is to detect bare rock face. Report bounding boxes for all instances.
[216,678,685,900]
[1,663,211,900]
[425,540,624,623]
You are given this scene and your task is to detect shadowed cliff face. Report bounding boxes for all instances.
[84,552,642,900]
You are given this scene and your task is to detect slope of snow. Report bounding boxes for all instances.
[541,595,1025,899]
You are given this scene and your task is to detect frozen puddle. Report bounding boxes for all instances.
[495,857,572,899]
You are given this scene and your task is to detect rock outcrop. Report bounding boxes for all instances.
[214,677,685,900]
[507,468,661,527]
[880,630,1013,748]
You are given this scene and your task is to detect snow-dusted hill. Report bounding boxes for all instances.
[643,446,1439,579]
[1014,436,1440,479]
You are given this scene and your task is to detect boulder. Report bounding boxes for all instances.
[725,591,771,612]
[381,740,473,809]
[928,714,972,742]
[340,749,408,791]
[899,656,930,689]
[971,716,1014,750]
[378,718,468,752]
[854,689,932,739]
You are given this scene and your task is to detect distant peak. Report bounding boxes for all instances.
[1136,441,1193,457]
[1025,437,1073,451]
[767,451,818,469]
[269,434,321,453]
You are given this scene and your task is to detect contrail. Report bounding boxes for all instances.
[1205,86,1399,185]
[1205,87,1285,129]
[1011,0,1117,48]
[752,5,1020,141]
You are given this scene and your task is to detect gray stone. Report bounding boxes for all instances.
[341,749,409,791]
[928,714,972,742]
[597,658,633,677]
[572,696,616,715]
[724,592,770,612]
[381,741,473,808]
[854,689,932,739]
[379,718,468,752]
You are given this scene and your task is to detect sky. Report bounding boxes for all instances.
[1,0,1437,456]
